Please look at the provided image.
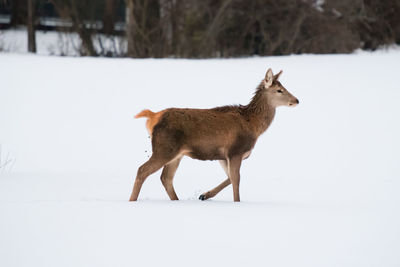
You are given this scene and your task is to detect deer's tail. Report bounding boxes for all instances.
[135,109,165,135]
[134,109,155,119]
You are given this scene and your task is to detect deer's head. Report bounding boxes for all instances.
[261,68,299,107]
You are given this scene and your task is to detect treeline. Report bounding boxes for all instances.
[2,0,400,57]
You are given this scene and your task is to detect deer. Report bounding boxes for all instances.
[129,68,299,202]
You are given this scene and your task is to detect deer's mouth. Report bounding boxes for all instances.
[288,98,299,107]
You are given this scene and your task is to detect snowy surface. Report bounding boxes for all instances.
[1,50,400,266]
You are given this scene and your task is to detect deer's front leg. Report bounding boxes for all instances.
[227,156,242,202]
[199,178,231,201]
[199,160,231,201]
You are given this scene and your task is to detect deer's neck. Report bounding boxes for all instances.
[244,84,276,136]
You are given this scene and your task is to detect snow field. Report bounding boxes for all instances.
[0,50,400,266]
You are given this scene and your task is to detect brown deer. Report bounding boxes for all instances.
[129,68,299,202]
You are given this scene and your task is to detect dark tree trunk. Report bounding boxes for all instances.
[11,0,25,26]
[103,0,117,35]
[27,0,36,53]
[125,0,136,57]
[159,0,173,55]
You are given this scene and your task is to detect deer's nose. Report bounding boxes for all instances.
[295,99,299,104]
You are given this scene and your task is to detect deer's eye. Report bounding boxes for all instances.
[277,89,283,93]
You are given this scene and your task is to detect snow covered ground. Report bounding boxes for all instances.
[1,48,400,266]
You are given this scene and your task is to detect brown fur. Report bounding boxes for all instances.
[129,68,298,202]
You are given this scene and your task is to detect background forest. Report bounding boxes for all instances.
[1,0,400,57]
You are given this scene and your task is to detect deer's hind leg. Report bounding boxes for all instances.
[129,126,184,201]
[129,155,171,201]
[199,160,231,201]
[160,156,182,200]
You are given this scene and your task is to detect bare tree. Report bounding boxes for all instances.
[27,0,36,53]
[125,0,136,57]
[159,0,173,53]
[103,0,118,35]
[50,0,97,56]
[10,0,25,27]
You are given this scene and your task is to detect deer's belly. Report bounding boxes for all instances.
[182,147,252,161]
[183,146,226,161]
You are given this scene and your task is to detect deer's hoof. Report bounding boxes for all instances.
[199,194,207,201]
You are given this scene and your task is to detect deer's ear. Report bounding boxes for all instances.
[265,68,274,87]
[274,70,283,81]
